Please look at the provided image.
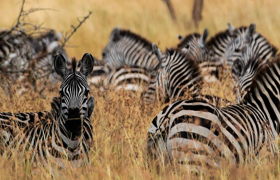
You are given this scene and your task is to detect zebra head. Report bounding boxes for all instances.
[101,27,124,66]
[224,23,256,66]
[233,54,264,103]
[177,29,210,63]
[54,53,95,138]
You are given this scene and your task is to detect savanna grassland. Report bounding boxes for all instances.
[1,0,280,179]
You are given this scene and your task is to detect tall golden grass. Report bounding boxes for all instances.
[1,0,280,179]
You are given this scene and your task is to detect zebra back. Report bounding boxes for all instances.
[101,65,153,92]
[102,27,159,70]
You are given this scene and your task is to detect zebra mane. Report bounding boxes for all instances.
[118,29,153,50]
[253,33,278,55]
[165,48,202,75]
[177,33,201,49]
[206,29,232,47]
[72,57,77,72]
[243,55,280,102]
[206,25,248,47]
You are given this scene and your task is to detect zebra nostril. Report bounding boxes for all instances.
[102,52,106,58]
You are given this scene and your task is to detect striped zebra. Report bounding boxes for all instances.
[0,29,69,94]
[147,55,280,172]
[142,44,203,103]
[101,27,159,70]
[0,53,95,169]
[224,23,278,68]
[176,29,221,83]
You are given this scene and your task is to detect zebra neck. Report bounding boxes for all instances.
[57,116,84,149]
[244,81,280,138]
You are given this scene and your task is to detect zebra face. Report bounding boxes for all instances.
[179,29,210,63]
[54,53,95,135]
[224,24,255,66]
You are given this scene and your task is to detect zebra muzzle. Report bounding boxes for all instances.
[67,107,81,121]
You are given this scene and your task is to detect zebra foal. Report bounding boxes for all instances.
[0,53,95,169]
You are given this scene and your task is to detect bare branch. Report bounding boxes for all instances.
[22,8,57,18]
[61,11,93,48]
[0,0,25,38]
[162,0,177,22]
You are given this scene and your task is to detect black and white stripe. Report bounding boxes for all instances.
[177,29,221,82]
[147,55,280,172]
[102,27,159,70]
[206,23,237,61]
[101,65,153,92]
[224,23,278,68]
[0,53,95,169]
[142,44,203,103]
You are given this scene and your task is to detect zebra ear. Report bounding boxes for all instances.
[201,28,208,45]
[80,53,95,77]
[152,43,163,64]
[54,54,69,78]
[248,23,256,35]
[227,23,235,36]
[87,96,95,118]
[245,23,255,44]
[110,27,121,42]
[177,34,183,41]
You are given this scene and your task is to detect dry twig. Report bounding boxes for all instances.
[61,11,93,48]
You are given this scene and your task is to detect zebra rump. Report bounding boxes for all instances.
[147,55,280,172]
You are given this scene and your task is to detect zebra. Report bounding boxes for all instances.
[176,29,222,83]
[0,53,95,169]
[147,55,280,173]
[223,23,278,68]
[0,29,69,94]
[101,27,159,70]
[142,43,203,103]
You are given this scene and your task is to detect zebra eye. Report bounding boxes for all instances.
[185,44,190,49]
[102,52,106,58]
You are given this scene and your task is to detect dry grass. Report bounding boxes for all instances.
[1,0,280,179]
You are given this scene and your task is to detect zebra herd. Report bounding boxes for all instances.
[0,22,280,174]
